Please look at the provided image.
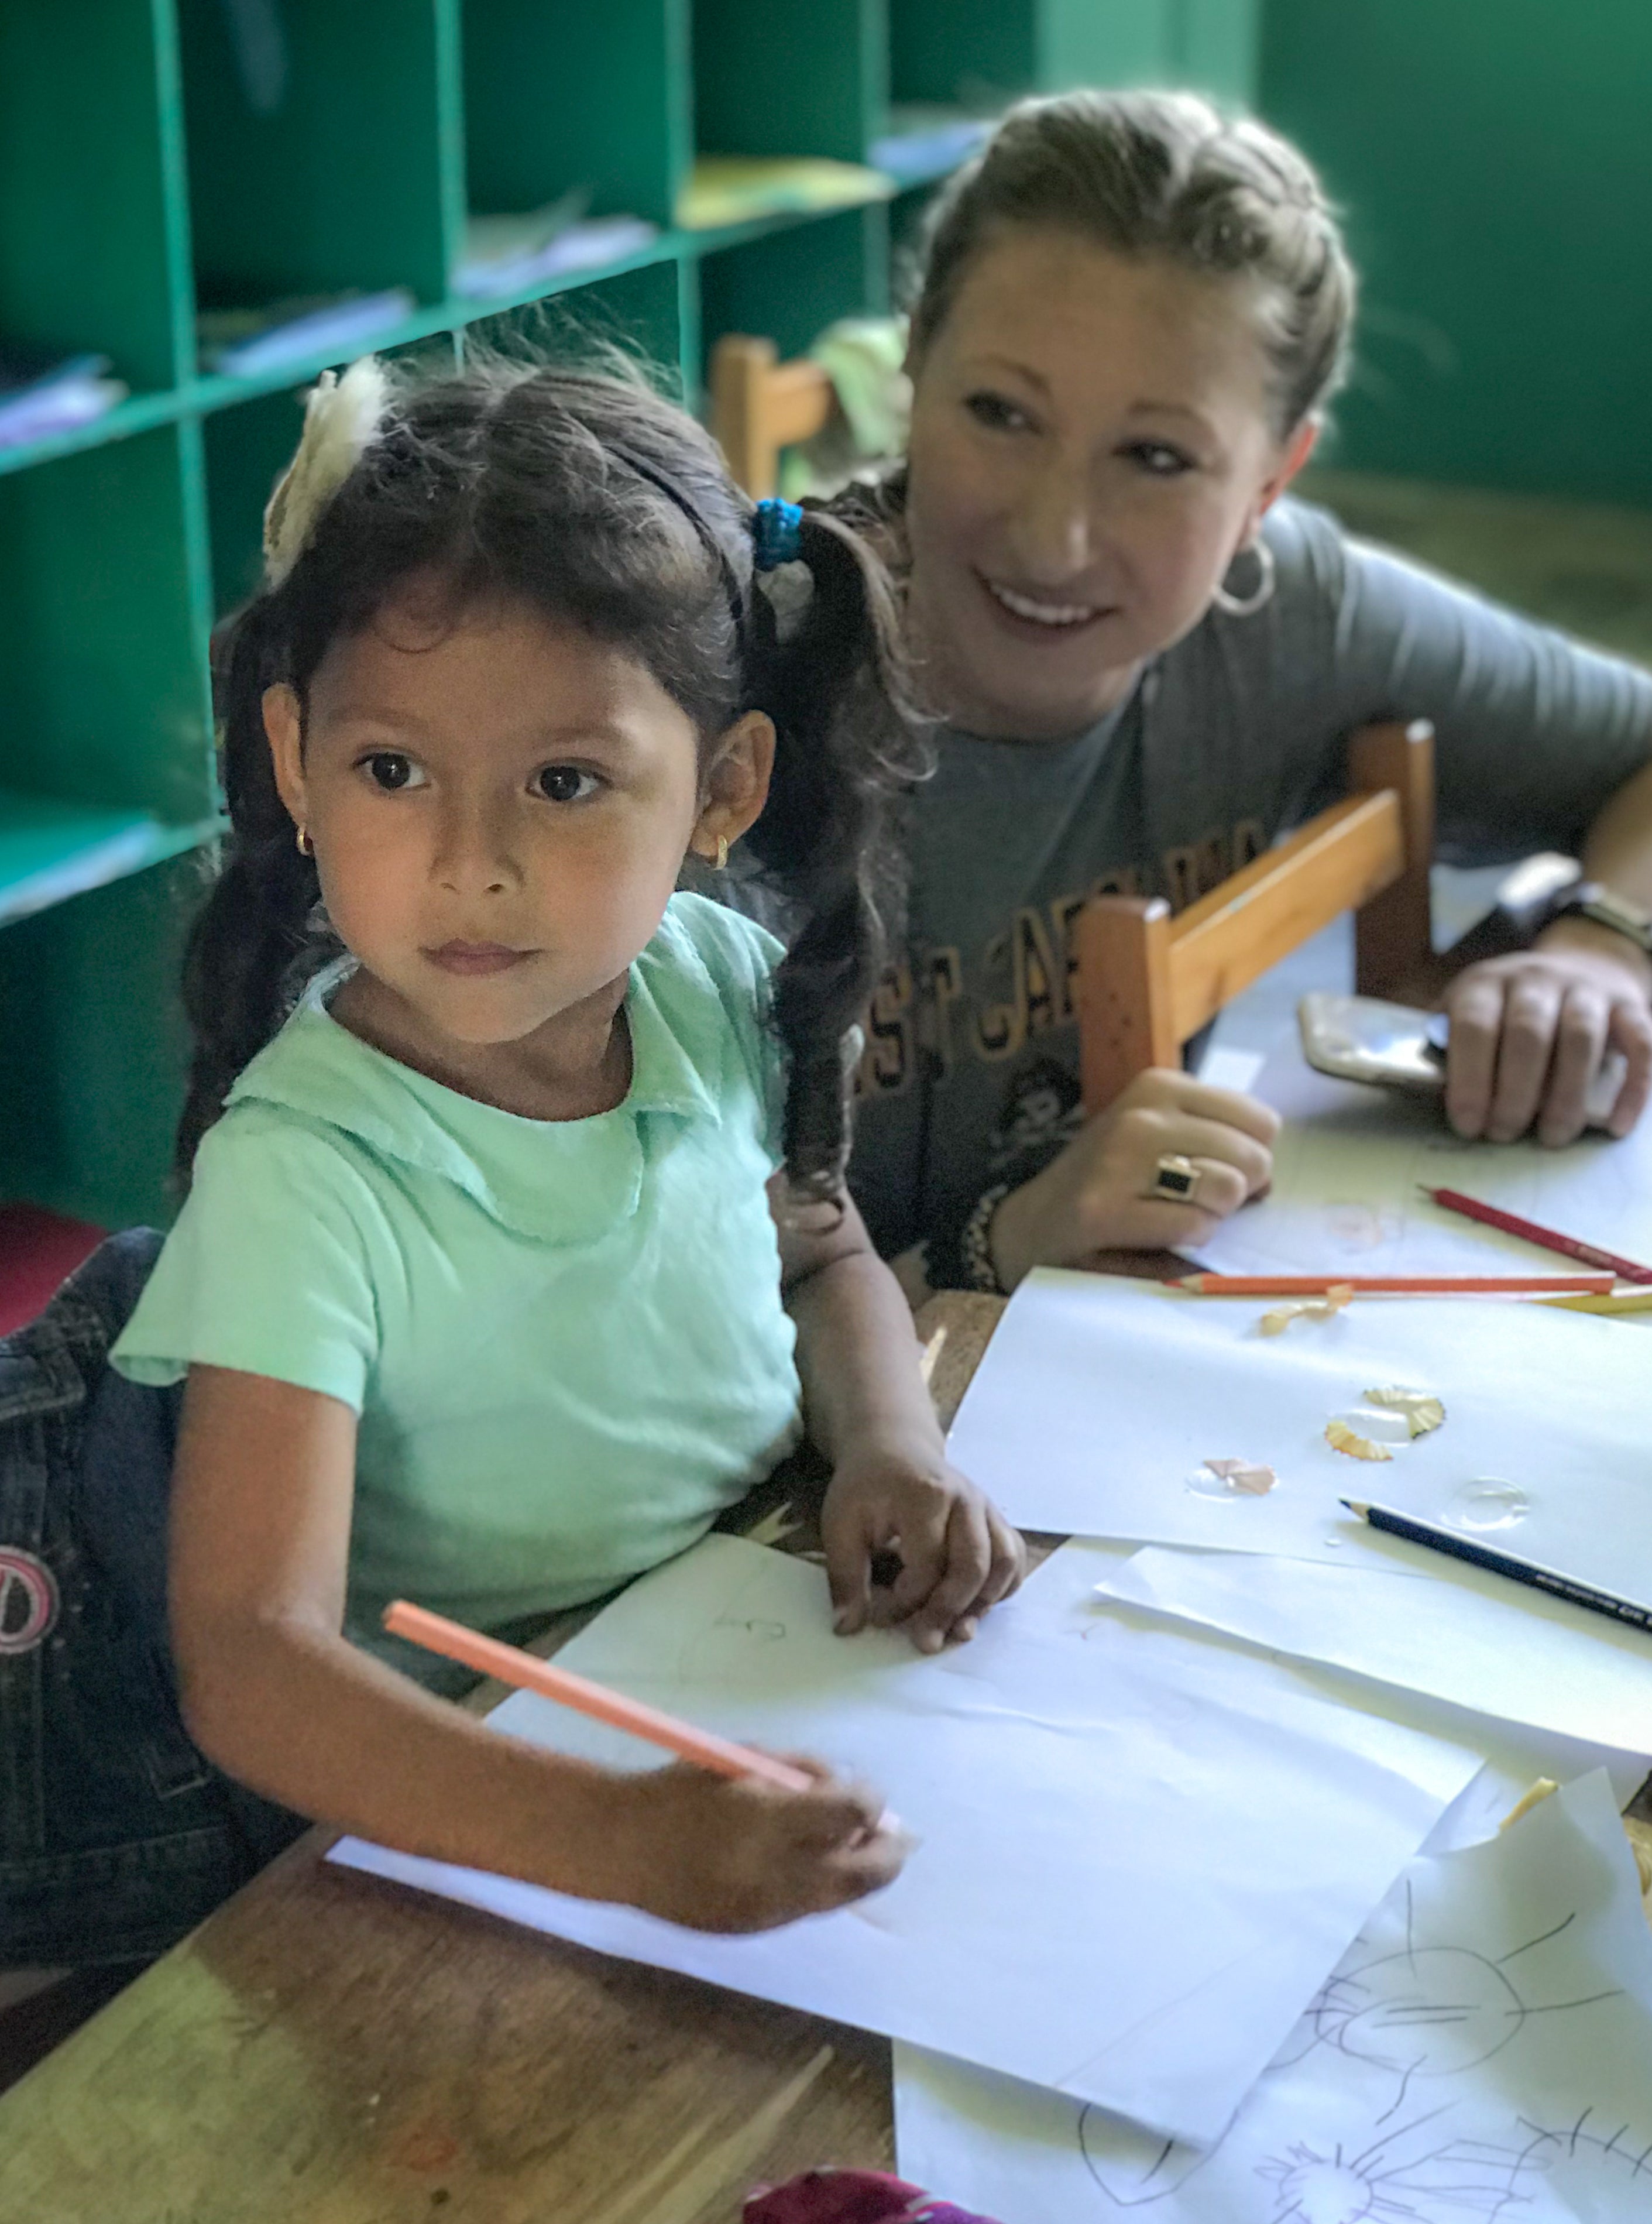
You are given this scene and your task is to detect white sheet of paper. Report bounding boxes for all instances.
[946,1271,1652,1601]
[1097,1546,1652,1753]
[955,1537,1647,1851]
[1196,1037,1652,1285]
[329,1535,1479,2146]
[896,1769,1652,2224]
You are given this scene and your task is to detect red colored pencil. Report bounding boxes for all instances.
[1173,1272,1615,1295]
[1420,1185,1652,1286]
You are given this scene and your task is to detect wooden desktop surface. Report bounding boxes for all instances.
[1,1286,1646,2224]
[0,1293,1004,2224]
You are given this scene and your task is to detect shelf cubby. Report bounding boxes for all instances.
[465,0,691,230]
[0,854,200,1228]
[0,426,213,823]
[0,0,194,396]
[695,0,888,166]
[473,264,691,394]
[177,0,463,313]
[699,207,889,374]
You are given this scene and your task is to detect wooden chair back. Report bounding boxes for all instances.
[709,334,835,497]
[1073,719,1436,1109]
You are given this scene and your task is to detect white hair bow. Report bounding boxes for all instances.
[262,356,390,588]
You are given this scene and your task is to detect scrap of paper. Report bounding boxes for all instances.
[1095,1545,1652,1753]
[331,1536,1479,2146]
[895,1770,1652,2224]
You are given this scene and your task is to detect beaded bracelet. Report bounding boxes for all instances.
[959,1182,1012,1296]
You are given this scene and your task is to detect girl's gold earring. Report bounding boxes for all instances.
[714,835,729,871]
[296,824,314,857]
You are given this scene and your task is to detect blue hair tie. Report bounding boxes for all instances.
[751,496,803,571]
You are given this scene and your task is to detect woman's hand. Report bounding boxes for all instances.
[1445,926,1652,1147]
[988,1068,1279,1287]
[608,1755,908,1932]
[822,1445,1027,1655]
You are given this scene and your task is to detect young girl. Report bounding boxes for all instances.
[1,357,1023,1968]
[837,90,1652,1292]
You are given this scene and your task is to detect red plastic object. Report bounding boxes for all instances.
[0,1204,104,1336]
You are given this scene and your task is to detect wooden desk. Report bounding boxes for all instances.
[2,1286,1645,2222]
[0,1293,1004,2224]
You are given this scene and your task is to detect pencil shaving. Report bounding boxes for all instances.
[1363,1384,1446,1437]
[1325,1418,1393,1463]
[1259,1283,1354,1336]
[1202,1458,1277,1496]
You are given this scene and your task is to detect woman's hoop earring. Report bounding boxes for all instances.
[1211,537,1276,618]
[714,835,729,871]
[296,824,314,857]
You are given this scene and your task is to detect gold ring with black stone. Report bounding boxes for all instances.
[1148,1152,1200,1202]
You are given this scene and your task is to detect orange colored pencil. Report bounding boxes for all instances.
[383,1599,814,1793]
[1173,1272,1615,1296]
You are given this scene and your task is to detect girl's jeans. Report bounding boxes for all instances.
[0,1232,303,1966]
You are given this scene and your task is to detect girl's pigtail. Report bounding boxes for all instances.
[174,602,321,1177]
[745,507,926,1204]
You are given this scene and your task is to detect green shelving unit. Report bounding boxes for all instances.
[0,0,1257,1237]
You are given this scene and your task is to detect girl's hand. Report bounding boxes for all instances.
[608,1755,906,1931]
[1445,930,1652,1147]
[988,1068,1279,1286]
[822,1447,1027,1654]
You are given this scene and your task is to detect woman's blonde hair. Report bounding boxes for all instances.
[908,88,1355,437]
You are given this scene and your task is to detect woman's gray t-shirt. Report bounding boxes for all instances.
[847,495,1652,1260]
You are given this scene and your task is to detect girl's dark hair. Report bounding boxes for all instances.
[180,357,923,1201]
[910,88,1355,437]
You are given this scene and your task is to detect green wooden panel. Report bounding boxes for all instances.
[0,426,215,821]
[696,0,888,163]
[1039,0,1173,87]
[0,854,198,1229]
[675,259,705,407]
[1262,0,1652,504]
[0,0,193,391]
[1173,0,1259,104]
[890,0,1036,106]
[178,0,459,306]
[464,0,691,228]
[892,0,1256,107]
[203,388,307,614]
[698,208,882,369]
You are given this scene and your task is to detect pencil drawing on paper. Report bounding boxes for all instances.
[1254,2115,1542,2223]
[1255,2099,1652,2224]
[1514,2104,1652,2188]
[1285,1884,1623,2117]
[1069,1878,1629,2219]
[1075,2110,1208,2207]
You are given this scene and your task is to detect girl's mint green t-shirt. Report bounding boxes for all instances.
[113,893,802,1655]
